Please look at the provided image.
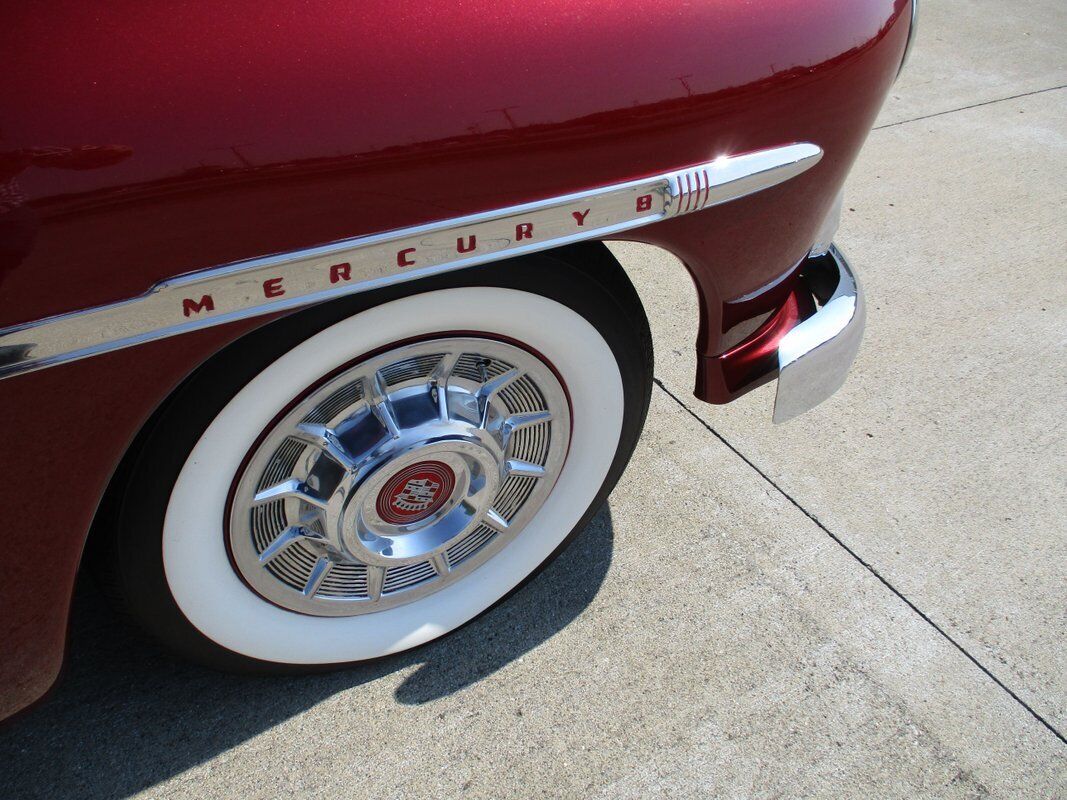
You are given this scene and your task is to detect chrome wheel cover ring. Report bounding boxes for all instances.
[227,336,570,617]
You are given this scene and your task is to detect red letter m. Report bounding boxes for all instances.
[182,294,215,317]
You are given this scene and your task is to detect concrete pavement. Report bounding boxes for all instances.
[1,392,1062,798]
[614,0,1067,737]
[1,1,1064,797]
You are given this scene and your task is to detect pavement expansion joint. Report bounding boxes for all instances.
[873,83,1067,131]
[651,377,1067,746]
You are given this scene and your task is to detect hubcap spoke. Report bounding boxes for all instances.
[483,508,509,532]
[501,410,552,451]
[364,372,402,439]
[293,423,359,471]
[366,565,386,602]
[252,478,329,509]
[258,526,314,563]
[475,367,521,428]
[505,458,546,478]
[303,556,334,596]
[428,351,459,421]
[429,552,450,576]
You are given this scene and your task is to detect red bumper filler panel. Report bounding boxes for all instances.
[697,246,865,421]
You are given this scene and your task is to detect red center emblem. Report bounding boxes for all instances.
[376,461,456,525]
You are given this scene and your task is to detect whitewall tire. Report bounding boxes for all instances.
[97,250,652,671]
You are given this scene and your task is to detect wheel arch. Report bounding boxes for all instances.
[82,239,652,577]
[83,240,654,668]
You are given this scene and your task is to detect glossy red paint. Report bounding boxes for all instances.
[0,0,911,719]
[1,0,907,328]
[701,280,817,403]
[0,317,275,722]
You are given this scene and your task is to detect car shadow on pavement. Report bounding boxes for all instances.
[0,506,614,800]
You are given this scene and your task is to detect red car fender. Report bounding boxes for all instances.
[0,0,911,719]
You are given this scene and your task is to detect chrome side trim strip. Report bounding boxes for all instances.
[0,143,822,380]
[773,245,864,424]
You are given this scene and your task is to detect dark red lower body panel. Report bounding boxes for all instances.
[0,319,272,721]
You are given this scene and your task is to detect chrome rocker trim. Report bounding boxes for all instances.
[773,245,865,424]
[0,143,822,381]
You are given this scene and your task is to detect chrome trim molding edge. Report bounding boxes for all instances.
[773,245,864,424]
[898,0,919,79]
[0,143,822,380]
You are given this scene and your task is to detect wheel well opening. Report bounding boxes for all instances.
[81,241,654,578]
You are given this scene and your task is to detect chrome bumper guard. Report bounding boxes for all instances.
[772,245,865,423]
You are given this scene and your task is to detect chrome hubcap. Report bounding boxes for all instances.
[228,337,570,616]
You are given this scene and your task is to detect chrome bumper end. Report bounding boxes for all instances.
[772,246,865,424]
